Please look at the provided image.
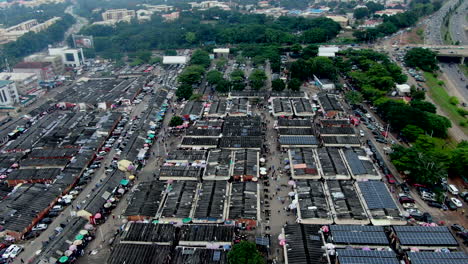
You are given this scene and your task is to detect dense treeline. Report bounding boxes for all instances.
[0,2,70,26]
[79,9,341,59]
[353,0,442,42]
[0,14,75,67]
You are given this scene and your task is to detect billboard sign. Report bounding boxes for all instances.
[73,35,94,49]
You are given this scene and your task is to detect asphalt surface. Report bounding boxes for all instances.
[449,0,468,45]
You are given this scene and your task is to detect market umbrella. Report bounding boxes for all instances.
[362,247,371,251]
[75,234,84,240]
[288,203,297,209]
[288,180,296,186]
[117,188,125,194]
[129,175,136,180]
[152,220,159,224]
[73,240,83,246]
[108,198,116,203]
[288,192,296,197]
[145,139,152,143]
[182,218,192,223]
[260,171,267,176]
[94,213,102,219]
[68,245,77,251]
[59,256,68,263]
[260,167,267,171]
[278,234,285,240]
[11,163,19,168]
[0,175,7,179]
[79,230,89,235]
[321,226,329,233]
[279,239,286,246]
[173,222,183,227]
[104,203,111,208]
[64,250,73,256]
[84,224,94,230]
[259,158,266,163]
[117,160,132,172]
[252,177,258,182]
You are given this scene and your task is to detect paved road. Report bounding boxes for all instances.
[64,3,89,43]
[424,0,459,45]
[449,0,468,45]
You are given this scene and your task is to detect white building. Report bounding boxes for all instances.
[396,84,411,96]
[0,80,20,107]
[163,56,188,64]
[0,72,38,95]
[48,47,85,67]
[318,46,340,57]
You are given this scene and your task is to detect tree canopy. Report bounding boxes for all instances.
[271,79,286,91]
[176,84,193,100]
[345,91,364,105]
[190,49,211,68]
[249,69,267,90]
[288,78,302,91]
[178,65,205,85]
[228,241,265,264]
[404,48,438,72]
[169,116,184,127]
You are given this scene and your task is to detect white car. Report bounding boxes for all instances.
[359,130,365,137]
[2,245,22,259]
[451,197,463,207]
[32,223,48,231]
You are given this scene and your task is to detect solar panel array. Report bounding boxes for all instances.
[393,226,459,246]
[331,225,389,245]
[358,181,397,209]
[407,252,468,264]
[337,249,399,264]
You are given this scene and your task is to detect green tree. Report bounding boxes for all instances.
[288,78,302,91]
[185,32,197,44]
[176,84,193,100]
[410,86,425,100]
[228,241,265,264]
[310,57,338,81]
[169,116,184,127]
[449,141,468,177]
[178,65,205,85]
[404,48,438,72]
[410,100,436,113]
[136,50,152,63]
[302,28,327,43]
[390,145,447,185]
[301,45,318,60]
[249,69,267,90]
[366,2,385,13]
[231,69,245,81]
[216,78,231,93]
[216,57,228,70]
[345,91,364,105]
[290,43,302,56]
[206,70,223,85]
[401,125,425,141]
[354,8,369,19]
[165,50,177,56]
[271,79,286,91]
[449,96,459,105]
[190,49,211,68]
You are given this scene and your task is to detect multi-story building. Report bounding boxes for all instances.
[189,1,231,10]
[48,47,85,68]
[0,17,61,44]
[142,4,174,12]
[101,9,136,22]
[25,54,65,74]
[13,62,55,81]
[0,73,39,95]
[0,80,20,107]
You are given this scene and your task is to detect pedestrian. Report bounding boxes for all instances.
[20,259,24,264]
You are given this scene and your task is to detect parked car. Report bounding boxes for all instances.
[427,201,446,210]
[399,196,415,204]
[451,224,465,232]
[32,224,48,231]
[445,200,458,210]
[2,245,22,259]
[386,174,396,184]
[421,192,436,202]
[40,218,53,224]
[451,197,463,207]
[400,183,410,193]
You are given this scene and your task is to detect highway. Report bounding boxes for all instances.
[449,0,468,45]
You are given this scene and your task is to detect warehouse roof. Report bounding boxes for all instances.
[279,128,315,136]
[279,136,319,147]
[392,226,458,248]
[158,166,203,180]
[318,93,343,112]
[204,149,232,180]
[124,181,166,218]
[173,248,228,264]
[229,181,258,220]
[107,244,172,264]
[406,252,468,264]
[179,225,234,243]
[330,225,389,246]
[272,98,293,116]
[120,223,176,244]
[284,224,327,264]
[194,181,228,220]
[317,148,348,178]
[327,180,368,224]
[289,148,319,179]
[277,118,313,128]
[292,98,315,116]
[343,148,378,177]
[296,180,331,223]
[322,136,360,146]
[160,181,197,220]
[166,150,206,163]
[232,149,259,178]
[219,137,262,149]
[336,249,399,264]
[319,127,355,135]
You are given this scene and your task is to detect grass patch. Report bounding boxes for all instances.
[441,18,453,45]
[460,64,468,78]
[423,72,468,134]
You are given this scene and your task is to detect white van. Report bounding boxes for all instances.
[448,184,459,195]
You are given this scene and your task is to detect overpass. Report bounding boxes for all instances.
[379,44,468,64]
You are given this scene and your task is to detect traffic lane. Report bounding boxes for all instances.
[440,63,468,101]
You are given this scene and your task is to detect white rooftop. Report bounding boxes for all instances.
[163,56,188,64]
[213,48,230,54]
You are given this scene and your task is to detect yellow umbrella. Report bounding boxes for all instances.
[117,160,132,172]
[129,175,136,180]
